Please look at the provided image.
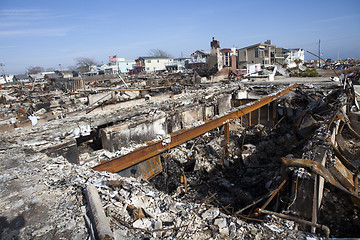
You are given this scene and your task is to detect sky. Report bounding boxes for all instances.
[0,0,360,74]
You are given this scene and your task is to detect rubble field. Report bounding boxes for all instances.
[0,72,360,239]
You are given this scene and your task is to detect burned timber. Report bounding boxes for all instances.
[1,68,360,239]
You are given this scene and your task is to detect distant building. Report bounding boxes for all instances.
[56,70,74,78]
[208,37,221,70]
[133,57,172,73]
[165,58,190,72]
[191,50,209,63]
[104,58,136,74]
[238,41,276,68]
[187,50,209,70]
[286,48,305,68]
[13,74,32,82]
[207,38,238,71]
[0,74,14,83]
[29,73,44,81]
[237,40,304,69]
[219,47,238,70]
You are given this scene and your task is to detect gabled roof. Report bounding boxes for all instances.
[191,50,210,56]
[239,42,275,50]
[14,74,32,79]
[220,48,232,52]
[44,73,60,79]
[139,56,171,59]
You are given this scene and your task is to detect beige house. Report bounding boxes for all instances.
[237,40,292,69]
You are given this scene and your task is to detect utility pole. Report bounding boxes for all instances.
[0,63,7,83]
[318,39,321,68]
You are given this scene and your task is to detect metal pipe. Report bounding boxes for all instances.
[258,208,330,239]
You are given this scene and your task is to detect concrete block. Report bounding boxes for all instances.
[43,139,79,164]
[204,106,215,120]
[88,92,112,105]
[235,90,248,99]
[124,90,140,100]
[14,120,32,128]
[167,112,182,133]
[218,94,232,116]
[44,112,56,121]
[181,107,204,128]
[101,112,167,152]
[0,124,14,133]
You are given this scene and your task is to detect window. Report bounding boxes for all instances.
[146,67,150,70]
[255,48,259,58]
[157,60,159,63]
[147,60,151,63]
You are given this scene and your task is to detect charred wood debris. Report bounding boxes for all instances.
[0,71,360,239]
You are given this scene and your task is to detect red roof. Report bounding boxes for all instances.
[220,48,231,52]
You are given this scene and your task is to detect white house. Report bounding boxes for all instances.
[103,58,136,74]
[135,57,172,72]
[165,58,190,72]
[0,74,14,83]
[286,48,305,68]
[190,50,209,63]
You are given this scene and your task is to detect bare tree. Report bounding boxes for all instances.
[46,67,55,72]
[74,57,99,72]
[148,49,172,58]
[27,66,44,74]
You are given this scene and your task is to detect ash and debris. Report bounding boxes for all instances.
[1,71,360,239]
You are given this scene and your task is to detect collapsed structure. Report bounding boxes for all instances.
[0,69,360,239]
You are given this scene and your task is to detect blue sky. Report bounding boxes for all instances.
[1,0,360,74]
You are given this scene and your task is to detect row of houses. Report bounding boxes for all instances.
[0,38,305,83]
[0,70,77,84]
[103,38,304,74]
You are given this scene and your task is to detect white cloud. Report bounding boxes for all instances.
[317,14,360,23]
[0,9,49,16]
[0,28,69,37]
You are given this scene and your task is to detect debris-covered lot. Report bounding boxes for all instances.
[1,72,360,239]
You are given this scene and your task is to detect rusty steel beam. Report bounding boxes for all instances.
[93,84,296,173]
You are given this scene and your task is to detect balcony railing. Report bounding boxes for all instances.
[132,63,144,68]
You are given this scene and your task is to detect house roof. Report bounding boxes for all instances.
[139,56,171,59]
[45,73,60,79]
[173,57,191,61]
[220,48,232,52]
[191,50,210,55]
[14,74,32,79]
[239,42,275,50]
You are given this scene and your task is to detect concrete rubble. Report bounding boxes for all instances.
[1,70,360,239]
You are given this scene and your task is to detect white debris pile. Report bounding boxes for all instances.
[83,170,316,239]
